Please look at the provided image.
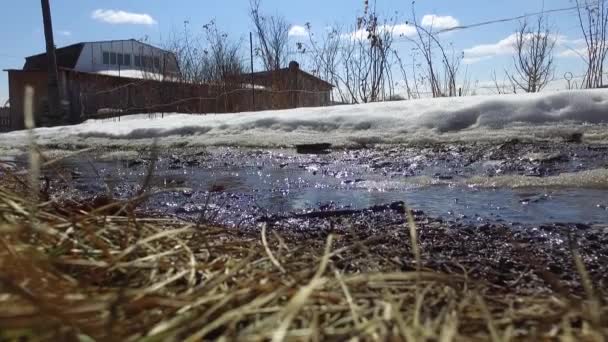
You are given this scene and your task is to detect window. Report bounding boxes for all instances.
[117,53,124,66]
[134,55,141,67]
[154,57,161,70]
[123,54,131,66]
[110,52,117,65]
[103,52,110,65]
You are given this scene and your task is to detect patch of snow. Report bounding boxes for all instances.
[98,150,140,161]
[357,168,608,190]
[96,69,178,81]
[242,83,269,90]
[97,108,124,115]
[2,89,608,149]
[466,168,608,189]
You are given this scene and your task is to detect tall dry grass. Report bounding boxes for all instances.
[0,174,606,340]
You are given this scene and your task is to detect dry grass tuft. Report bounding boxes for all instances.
[0,177,606,341]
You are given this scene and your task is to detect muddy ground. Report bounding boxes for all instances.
[8,140,608,295]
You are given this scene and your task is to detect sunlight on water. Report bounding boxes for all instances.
[57,154,608,226]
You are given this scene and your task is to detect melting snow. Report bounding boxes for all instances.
[2,89,608,149]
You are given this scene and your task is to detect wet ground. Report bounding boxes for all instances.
[7,140,608,292]
[35,140,608,225]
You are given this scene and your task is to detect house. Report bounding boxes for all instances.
[239,61,333,109]
[4,40,333,131]
[5,39,181,130]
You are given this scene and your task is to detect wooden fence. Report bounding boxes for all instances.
[0,107,10,132]
[5,68,333,131]
[79,81,331,120]
[62,71,331,121]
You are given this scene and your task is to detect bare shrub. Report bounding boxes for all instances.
[507,16,556,93]
[394,50,419,99]
[201,21,245,88]
[250,0,290,71]
[164,24,207,84]
[575,0,608,88]
[165,21,244,86]
[302,2,396,104]
[405,5,464,97]
[492,70,516,94]
[301,24,345,102]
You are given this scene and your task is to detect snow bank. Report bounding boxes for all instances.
[2,89,608,150]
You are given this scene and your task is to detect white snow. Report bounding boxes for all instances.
[2,89,608,150]
[96,69,177,81]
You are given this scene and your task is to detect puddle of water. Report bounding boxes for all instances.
[53,156,608,225]
[305,187,607,225]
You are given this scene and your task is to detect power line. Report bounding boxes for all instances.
[389,0,606,47]
[435,0,606,34]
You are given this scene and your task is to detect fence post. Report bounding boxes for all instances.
[288,61,299,109]
[79,91,84,122]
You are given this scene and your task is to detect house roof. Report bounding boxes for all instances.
[22,39,177,71]
[24,43,85,70]
[294,69,334,89]
[74,39,170,53]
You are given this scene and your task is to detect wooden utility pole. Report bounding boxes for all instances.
[250,32,255,111]
[40,0,62,125]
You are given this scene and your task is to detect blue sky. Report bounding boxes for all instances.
[0,0,591,104]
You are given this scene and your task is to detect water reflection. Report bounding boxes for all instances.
[51,156,608,225]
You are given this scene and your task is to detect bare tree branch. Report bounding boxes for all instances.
[507,15,556,93]
[404,3,464,98]
[250,0,289,71]
[575,0,608,88]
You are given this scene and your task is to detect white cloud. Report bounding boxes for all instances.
[556,37,588,58]
[343,15,458,41]
[345,23,416,41]
[92,9,157,25]
[343,15,457,40]
[462,33,519,63]
[347,28,367,40]
[421,15,460,30]
[288,25,308,37]
[58,30,71,36]
[462,56,492,65]
[559,47,587,58]
[464,32,570,64]
[391,23,417,37]
[554,36,585,47]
